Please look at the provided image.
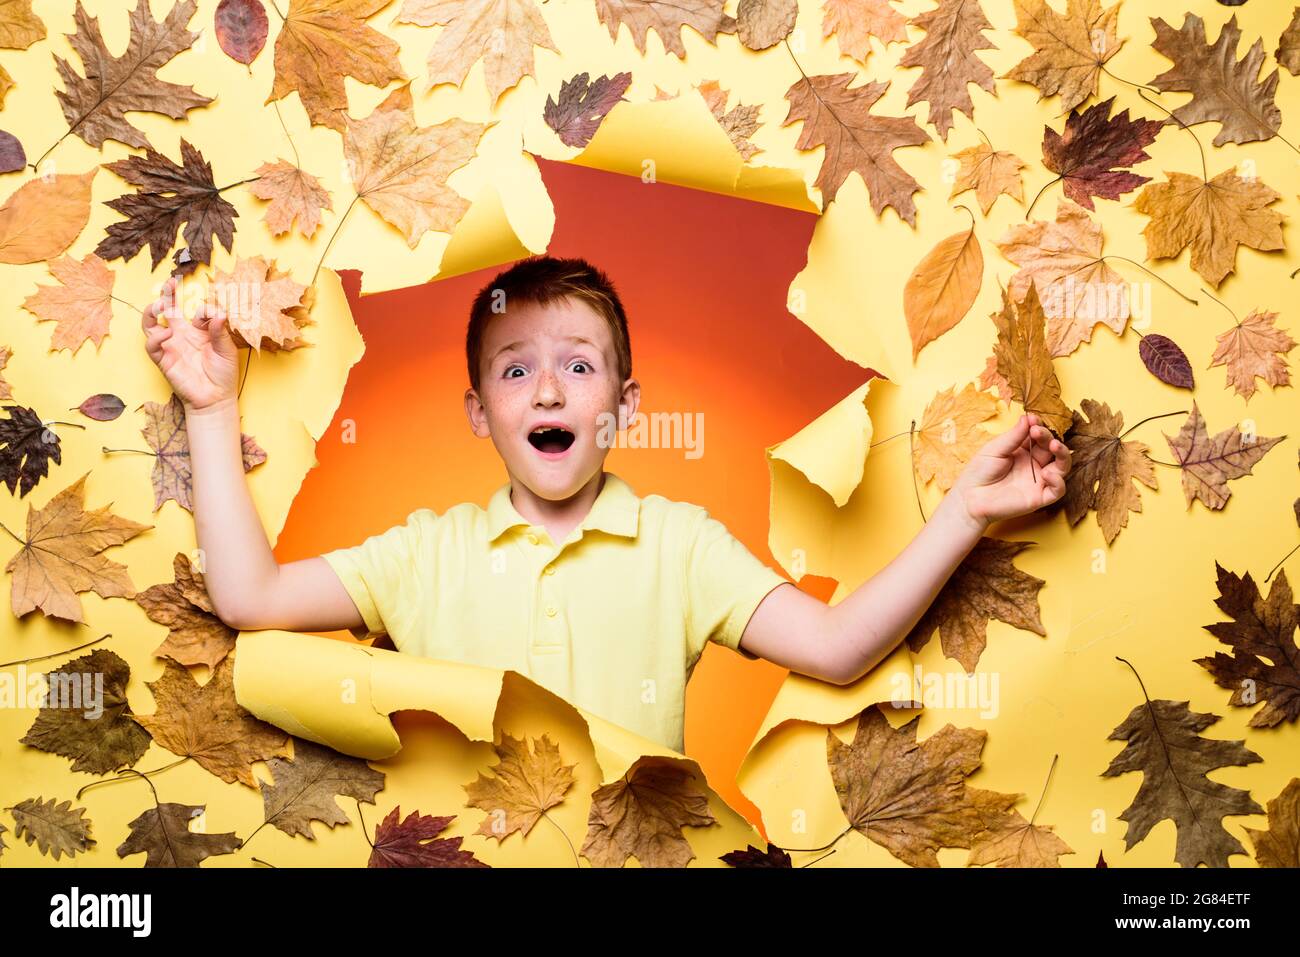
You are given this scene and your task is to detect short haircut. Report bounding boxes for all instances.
[466,255,632,393]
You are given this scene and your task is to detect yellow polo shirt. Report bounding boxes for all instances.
[318,471,790,753]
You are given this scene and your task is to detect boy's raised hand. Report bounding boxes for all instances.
[141,276,241,413]
[949,413,1071,531]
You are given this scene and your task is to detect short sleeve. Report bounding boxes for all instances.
[319,508,437,643]
[683,508,791,661]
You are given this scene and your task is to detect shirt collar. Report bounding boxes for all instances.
[486,471,641,543]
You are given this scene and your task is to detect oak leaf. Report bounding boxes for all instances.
[988,283,1075,436]
[593,0,735,58]
[368,807,490,867]
[0,168,98,265]
[968,806,1074,867]
[1041,96,1162,211]
[248,159,332,238]
[735,0,796,50]
[19,649,152,775]
[21,253,115,355]
[1002,0,1122,113]
[7,797,95,861]
[1208,308,1294,401]
[1163,400,1282,510]
[464,731,577,842]
[948,141,1026,214]
[904,224,983,359]
[135,552,238,669]
[1244,778,1300,868]
[0,403,62,497]
[783,73,928,222]
[259,738,385,839]
[53,0,211,152]
[581,757,716,867]
[0,0,46,49]
[206,255,312,352]
[899,0,997,141]
[913,383,998,492]
[117,802,240,867]
[544,71,632,148]
[140,393,267,512]
[1060,398,1156,545]
[697,80,762,161]
[820,0,908,64]
[5,472,150,622]
[1102,698,1262,868]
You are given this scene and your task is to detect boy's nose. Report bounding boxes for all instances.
[532,370,564,406]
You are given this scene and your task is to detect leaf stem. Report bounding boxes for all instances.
[0,633,110,668]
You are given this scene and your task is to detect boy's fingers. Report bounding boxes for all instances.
[984,415,1031,456]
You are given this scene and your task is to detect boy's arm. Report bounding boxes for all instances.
[738,414,1070,684]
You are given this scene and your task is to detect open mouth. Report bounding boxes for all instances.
[527,426,575,454]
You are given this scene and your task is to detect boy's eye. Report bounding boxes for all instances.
[504,365,526,378]
[570,361,591,373]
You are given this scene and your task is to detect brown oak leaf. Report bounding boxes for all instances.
[1244,778,1300,868]
[821,0,908,64]
[368,807,490,867]
[904,223,984,359]
[593,0,735,59]
[7,797,95,861]
[135,552,238,668]
[544,72,632,148]
[1041,96,1162,211]
[968,806,1074,867]
[948,141,1026,214]
[140,393,267,513]
[259,738,385,839]
[697,80,762,161]
[21,253,115,355]
[249,159,332,238]
[913,383,999,492]
[0,168,98,265]
[205,255,312,352]
[464,731,577,842]
[988,283,1075,436]
[899,0,997,142]
[1002,0,1122,113]
[1163,400,1282,510]
[1208,308,1295,401]
[1061,398,1156,545]
[118,802,240,867]
[581,757,716,867]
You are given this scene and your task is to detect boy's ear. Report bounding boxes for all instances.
[464,387,491,438]
[618,376,641,426]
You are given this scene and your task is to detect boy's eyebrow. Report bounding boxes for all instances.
[490,335,600,361]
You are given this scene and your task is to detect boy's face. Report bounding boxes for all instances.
[464,296,639,501]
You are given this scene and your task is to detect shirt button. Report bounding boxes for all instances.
[545,605,557,617]
[544,565,555,576]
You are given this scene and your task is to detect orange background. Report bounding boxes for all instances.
[274,158,870,825]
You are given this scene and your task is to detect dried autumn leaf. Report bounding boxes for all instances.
[1137,332,1193,389]
[0,0,47,49]
[0,129,23,171]
[1041,96,1162,211]
[1102,698,1262,868]
[913,383,999,492]
[130,657,292,787]
[7,797,95,861]
[75,393,125,421]
[735,0,796,51]
[95,139,238,276]
[783,73,928,222]
[821,0,908,63]
[720,843,792,867]
[140,393,267,512]
[5,472,150,622]
[259,738,385,839]
[267,0,405,133]
[1280,9,1300,76]
[979,352,1009,400]
[543,71,632,148]
[53,0,212,152]
[215,0,268,63]
[1244,778,1300,868]
[1150,13,1281,147]
[1196,564,1300,729]
[118,802,240,867]
[0,403,61,497]
[988,283,1075,436]
[249,159,332,238]
[206,255,312,352]
[135,552,238,669]
[594,0,735,58]
[1208,308,1295,401]
[697,80,762,161]
[904,223,983,359]
[906,536,1046,672]
[0,168,98,265]
[968,806,1074,867]
[21,253,115,355]
[368,807,490,867]
[1002,0,1122,112]
[1133,167,1284,288]
[829,705,1020,867]
[0,345,11,399]
[19,649,152,775]
[1163,400,1282,510]
[1061,399,1156,545]
[581,757,716,867]
[464,731,577,842]
[996,200,1130,357]
[948,141,1026,214]
[342,82,488,249]
[899,0,997,141]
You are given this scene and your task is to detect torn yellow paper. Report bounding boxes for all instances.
[767,379,874,508]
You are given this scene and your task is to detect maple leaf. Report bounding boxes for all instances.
[1196,564,1300,730]
[899,0,997,141]
[697,80,762,161]
[820,0,908,64]
[5,472,150,622]
[398,0,559,105]
[988,283,1075,436]
[463,731,577,842]
[267,0,406,133]
[0,346,11,399]
[0,0,46,49]
[783,73,928,223]
[1102,698,1262,868]
[581,757,716,867]
[135,552,238,669]
[1041,96,1162,211]
[829,706,1020,867]
[1132,166,1284,288]
[543,71,632,148]
[118,802,241,867]
[1280,9,1300,77]
[906,536,1047,672]
[735,0,796,50]
[1163,400,1282,510]
[593,0,736,58]
[913,383,999,492]
[0,168,98,265]
[342,82,488,249]
[978,352,1010,401]
[95,139,238,276]
[130,657,292,787]
[53,0,211,152]
[368,807,490,867]
[720,843,792,867]
[904,223,983,359]
[996,200,1130,357]
[21,253,115,355]
[948,141,1026,214]
[1244,778,1300,868]
[1060,398,1156,545]
[206,255,312,352]
[7,797,95,861]
[1150,13,1281,147]
[968,806,1074,867]
[249,159,332,238]
[1208,308,1295,401]
[1002,0,1122,113]
[259,738,385,839]
[0,403,62,497]
[140,393,267,513]
[19,649,152,775]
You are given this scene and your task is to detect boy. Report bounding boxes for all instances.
[142,256,1071,754]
